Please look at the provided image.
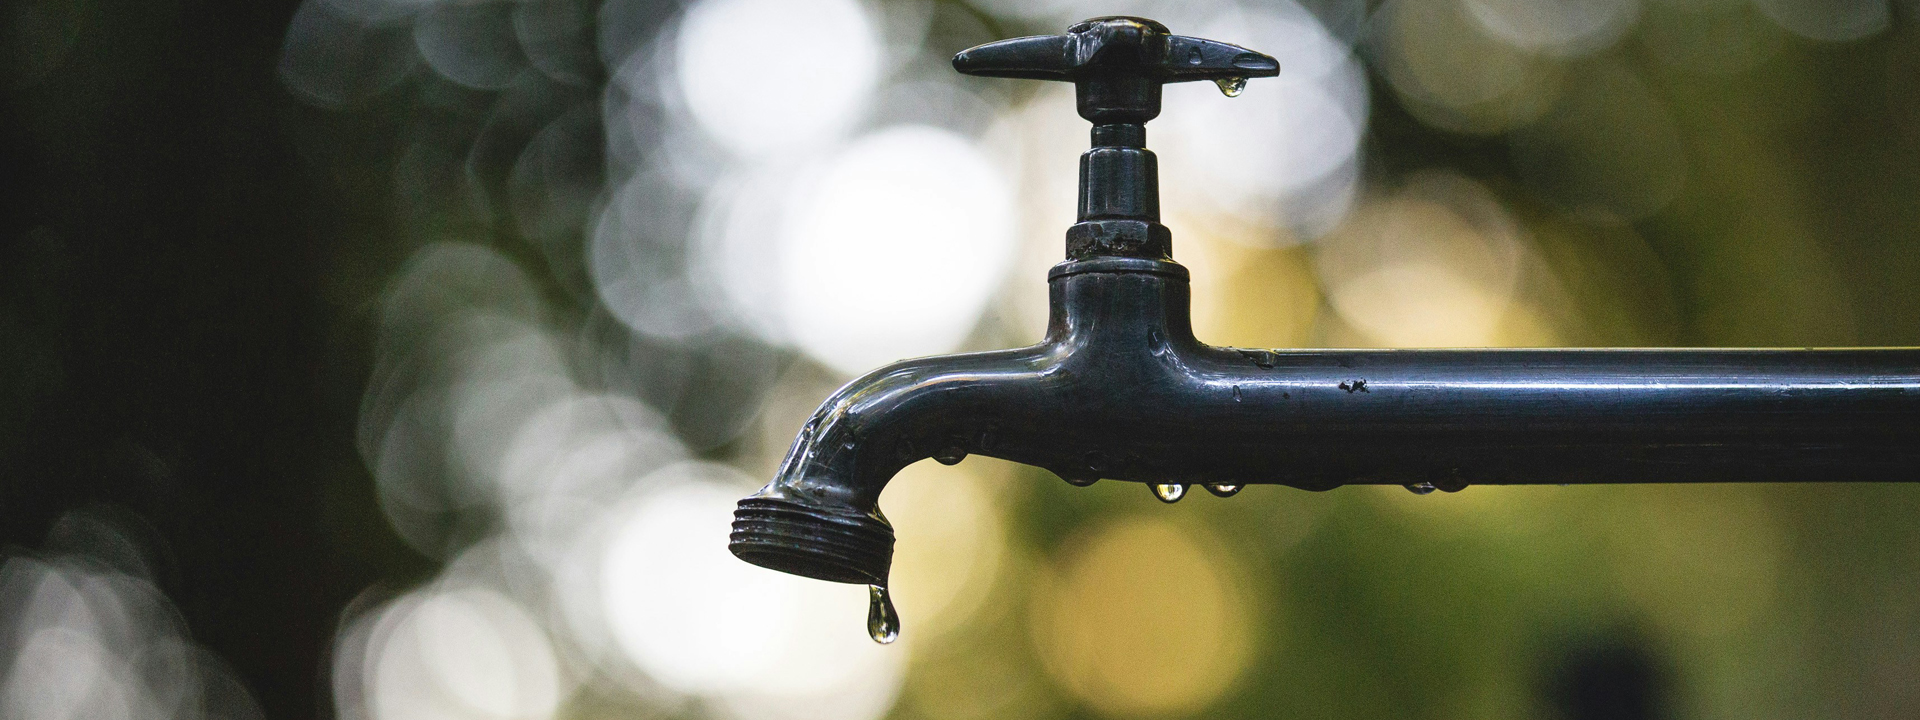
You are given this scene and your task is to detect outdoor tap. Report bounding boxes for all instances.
[728,17,1920,641]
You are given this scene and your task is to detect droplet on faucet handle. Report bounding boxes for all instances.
[1214,76,1246,97]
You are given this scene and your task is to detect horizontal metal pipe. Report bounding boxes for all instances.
[1166,346,1920,487]
[731,258,1920,586]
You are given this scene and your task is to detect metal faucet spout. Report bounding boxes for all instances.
[727,17,1920,640]
[732,254,1920,586]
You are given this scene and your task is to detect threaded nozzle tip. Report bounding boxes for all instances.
[729,496,893,585]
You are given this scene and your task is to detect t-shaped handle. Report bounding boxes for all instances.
[952,16,1278,124]
[953,17,1279,261]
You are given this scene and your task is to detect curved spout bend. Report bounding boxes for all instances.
[727,342,1062,586]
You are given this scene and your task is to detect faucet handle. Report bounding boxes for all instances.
[953,16,1279,125]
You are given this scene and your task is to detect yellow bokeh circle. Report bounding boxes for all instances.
[1031,516,1255,717]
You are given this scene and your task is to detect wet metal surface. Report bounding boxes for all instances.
[729,17,1920,597]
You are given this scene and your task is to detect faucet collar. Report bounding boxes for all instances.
[1049,256,1189,281]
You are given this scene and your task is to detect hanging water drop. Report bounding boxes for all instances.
[933,447,967,465]
[1063,475,1099,487]
[867,584,900,644]
[1205,484,1242,498]
[1152,483,1188,503]
[1405,482,1437,495]
[1214,76,1246,97]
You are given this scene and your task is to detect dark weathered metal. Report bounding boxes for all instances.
[956,16,1277,262]
[728,18,1920,588]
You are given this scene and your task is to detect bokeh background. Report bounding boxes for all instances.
[7,0,1920,718]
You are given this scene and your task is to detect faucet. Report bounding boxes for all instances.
[727,16,1920,642]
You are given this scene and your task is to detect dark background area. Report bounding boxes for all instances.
[2,0,423,715]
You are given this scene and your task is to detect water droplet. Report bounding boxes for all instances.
[1152,483,1187,503]
[1205,484,1242,498]
[1215,76,1245,97]
[867,584,899,644]
[1405,482,1437,495]
[933,447,966,465]
[1186,47,1203,65]
[1231,385,1243,402]
[1063,475,1099,487]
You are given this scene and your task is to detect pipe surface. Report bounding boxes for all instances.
[730,258,1920,586]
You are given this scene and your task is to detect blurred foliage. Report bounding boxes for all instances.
[8,0,1920,718]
